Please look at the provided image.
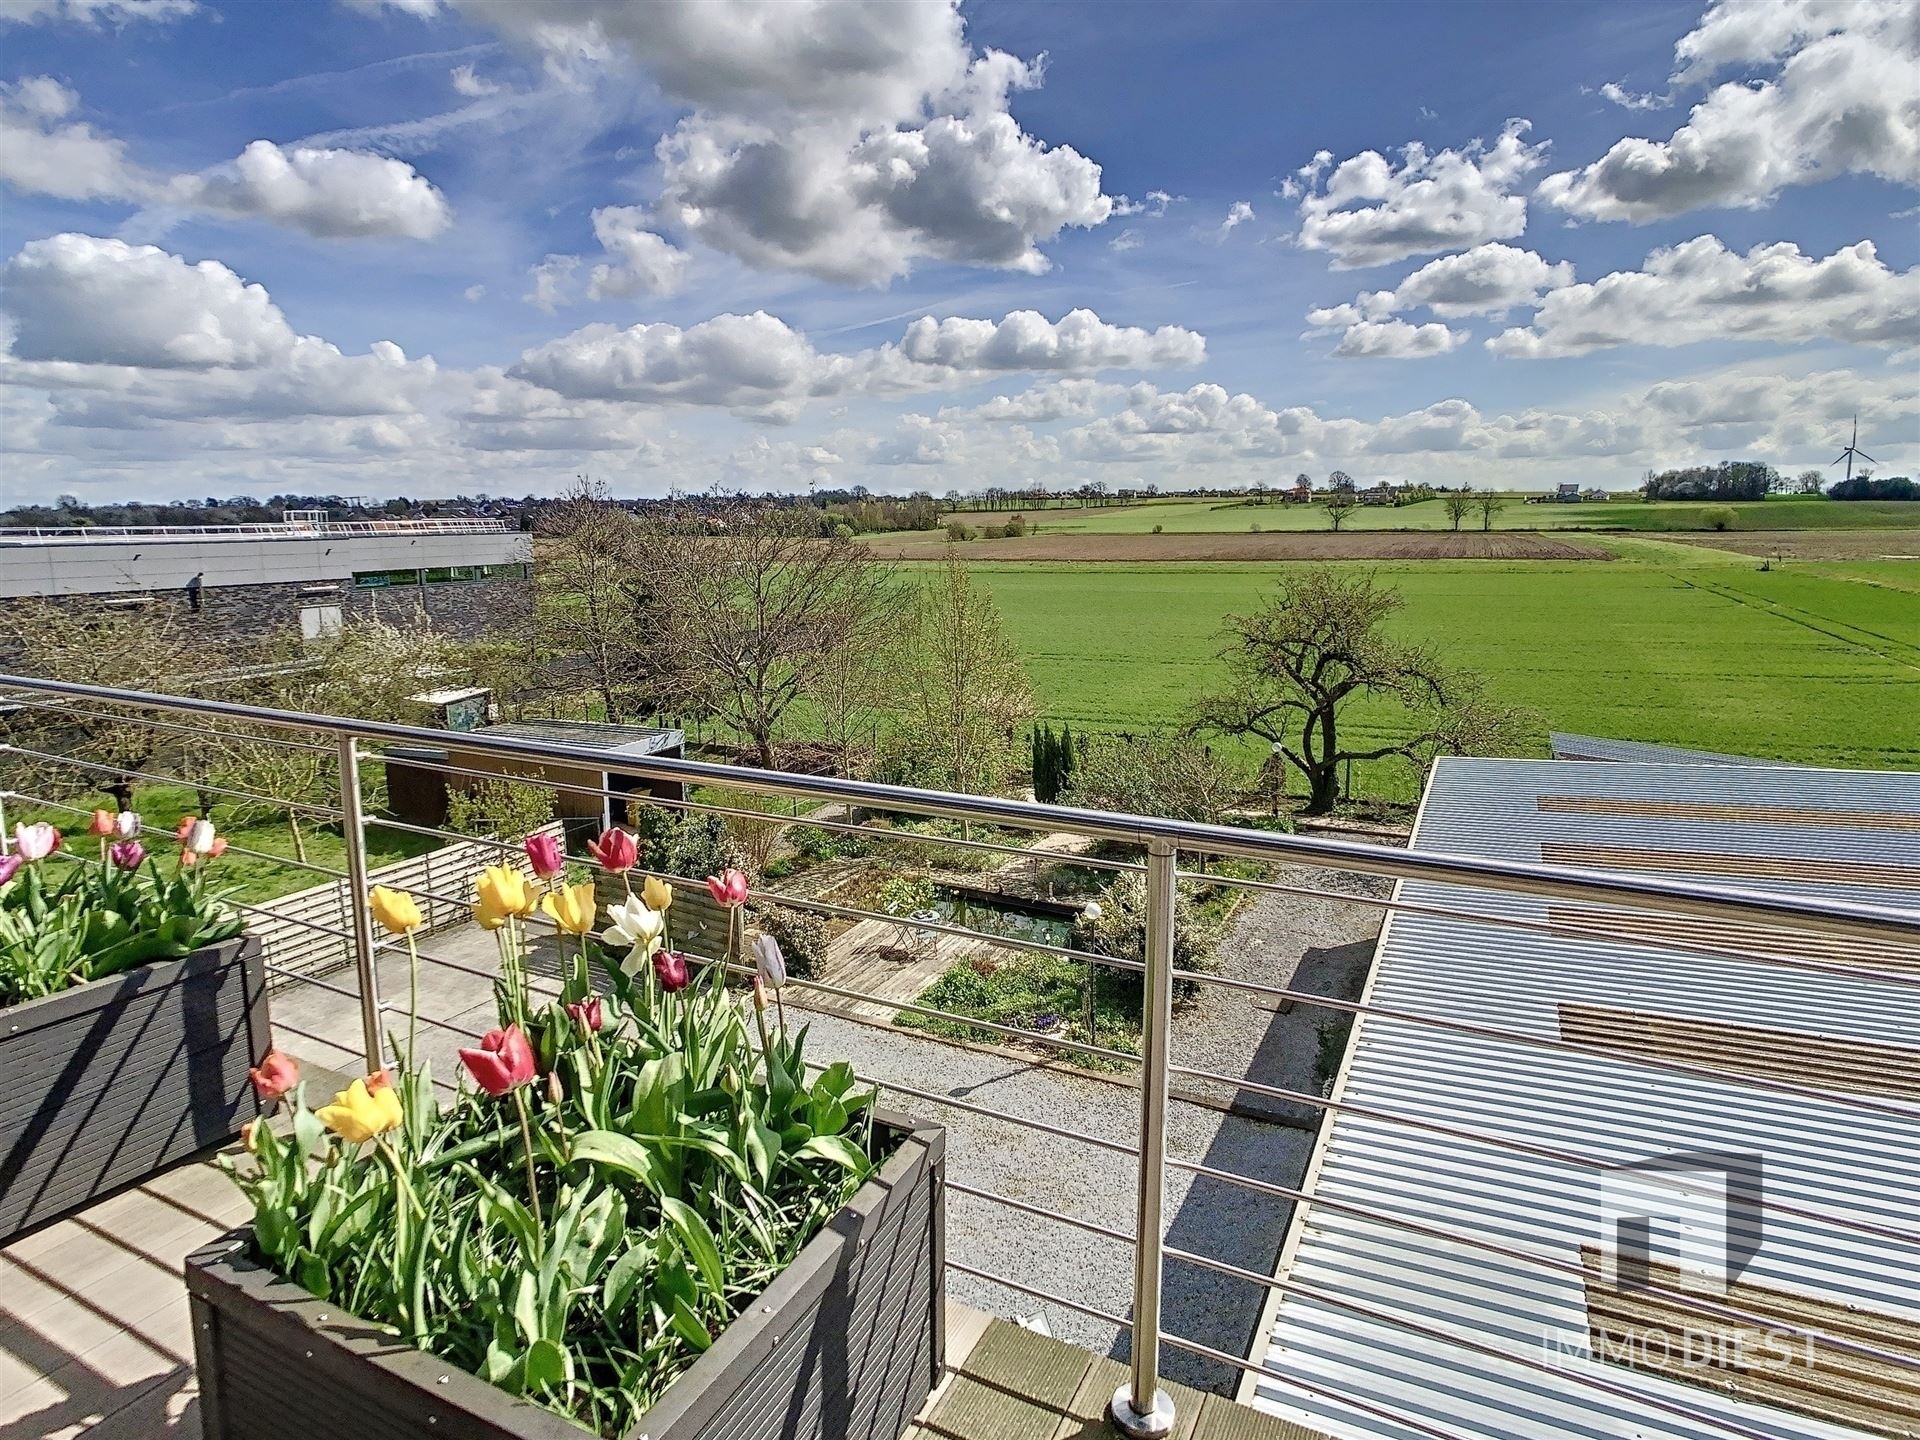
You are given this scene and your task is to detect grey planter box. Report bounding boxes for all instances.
[1,933,267,1244]
[185,1110,945,1440]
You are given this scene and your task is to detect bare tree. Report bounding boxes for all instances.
[631,505,905,767]
[535,481,648,721]
[811,602,900,777]
[1474,491,1508,531]
[895,554,1034,793]
[1193,568,1532,814]
[1324,488,1359,532]
[1443,489,1474,531]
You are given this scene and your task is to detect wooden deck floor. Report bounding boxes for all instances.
[0,1147,1311,1440]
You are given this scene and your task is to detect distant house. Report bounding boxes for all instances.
[1553,482,1582,502]
[1360,483,1396,506]
[1288,478,1312,504]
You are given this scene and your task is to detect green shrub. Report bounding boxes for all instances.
[1073,872,1222,986]
[631,803,733,880]
[1700,505,1737,531]
[876,873,936,916]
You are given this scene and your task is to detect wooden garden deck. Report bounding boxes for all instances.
[0,1146,1311,1440]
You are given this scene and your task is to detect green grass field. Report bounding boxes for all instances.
[970,548,1920,802]
[941,495,1920,535]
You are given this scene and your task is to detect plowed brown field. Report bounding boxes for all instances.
[862,529,1612,561]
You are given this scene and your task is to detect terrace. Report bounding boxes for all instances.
[2,674,1917,1440]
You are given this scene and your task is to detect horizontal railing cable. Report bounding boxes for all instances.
[350,746,1142,875]
[1167,1063,1917,1247]
[0,741,344,820]
[1168,964,1920,1122]
[0,694,338,755]
[8,674,1915,947]
[1176,865,1920,992]
[1159,1160,1920,1371]
[1159,1258,1806,1440]
[16,790,350,881]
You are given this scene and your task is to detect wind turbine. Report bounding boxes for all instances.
[1831,415,1877,486]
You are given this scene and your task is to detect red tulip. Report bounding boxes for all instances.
[565,995,604,1032]
[459,1024,537,1095]
[652,950,691,993]
[524,832,565,880]
[88,809,116,836]
[705,867,749,907]
[248,1049,300,1101]
[586,827,637,874]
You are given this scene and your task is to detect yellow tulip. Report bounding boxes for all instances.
[369,885,422,935]
[640,874,674,912]
[473,864,536,931]
[541,880,598,935]
[315,1076,403,1144]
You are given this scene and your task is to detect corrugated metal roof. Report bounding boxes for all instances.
[1548,733,1806,767]
[1249,757,1920,1440]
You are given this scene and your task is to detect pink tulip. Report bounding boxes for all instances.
[0,854,22,887]
[13,823,60,861]
[586,827,637,874]
[523,832,565,880]
[460,1024,537,1096]
[248,1049,300,1101]
[652,950,691,993]
[565,995,604,1032]
[705,867,749,907]
[108,839,146,870]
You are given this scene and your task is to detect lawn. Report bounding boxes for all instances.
[7,782,439,904]
[967,551,1920,802]
[939,495,1920,536]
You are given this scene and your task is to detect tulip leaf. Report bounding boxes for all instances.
[797,1134,869,1174]
[571,1130,667,1195]
[660,1196,725,1298]
[525,1337,573,1392]
[602,1242,651,1318]
[668,1295,711,1353]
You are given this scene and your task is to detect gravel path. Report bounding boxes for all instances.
[1172,864,1392,1125]
[796,1008,1315,1393]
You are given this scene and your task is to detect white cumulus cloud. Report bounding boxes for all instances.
[657,107,1111,286]
[1328,319,1466,358]
[1293,120,1548,268]
[0,80,452,241]
[169,140,452,240]
[585,206,691,298]
[1539,0,1920,221]
[509,307,1202,414]
[0,76,144,202]
[0,233,296,369]
[1490,235,1920,355]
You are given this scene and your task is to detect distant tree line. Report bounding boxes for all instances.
[1641,461,1782,501]
[1829,474,1916,501]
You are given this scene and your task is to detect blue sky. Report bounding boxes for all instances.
[0,0,1914,501]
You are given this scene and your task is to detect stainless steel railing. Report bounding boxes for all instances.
[5,671,1919,1440]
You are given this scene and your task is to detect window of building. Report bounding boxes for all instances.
[300,604,343,643]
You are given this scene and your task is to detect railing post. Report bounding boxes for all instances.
[1112,836,1177,1438]
[336,735,384,1072]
